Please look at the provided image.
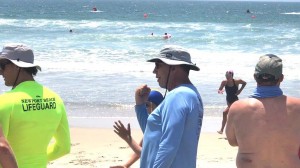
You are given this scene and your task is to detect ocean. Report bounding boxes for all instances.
[0,0,300,131]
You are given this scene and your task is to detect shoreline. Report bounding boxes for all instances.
[48,127,238,168]
[68,116,223,133]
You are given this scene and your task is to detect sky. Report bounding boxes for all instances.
[197,0,300,1]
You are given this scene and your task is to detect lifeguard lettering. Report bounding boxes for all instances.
[21,97,57,112]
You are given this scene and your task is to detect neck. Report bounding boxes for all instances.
[249,86,283,98]
[12,70,35,89]
[168,78,191,91]
[166,66,191,91]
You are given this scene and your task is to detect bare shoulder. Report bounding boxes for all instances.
[229,98,260,114]
[234,78,246,84]
[221,80,227,84]
[286,96,300,104]
[286,96,300,111]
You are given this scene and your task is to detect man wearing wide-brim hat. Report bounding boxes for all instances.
[0,44,71,167]
[137,45,203,168]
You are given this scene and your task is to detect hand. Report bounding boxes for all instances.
[218,90,224,94]
[113,120,131,142]
[135,84,151,105]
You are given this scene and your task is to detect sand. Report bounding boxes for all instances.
[48,127,238,168]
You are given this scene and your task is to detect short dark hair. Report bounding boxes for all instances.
[255,73,279,85]
[179,64,191,74]
[23,67,38,76]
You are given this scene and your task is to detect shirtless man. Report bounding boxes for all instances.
[226,54,300,168]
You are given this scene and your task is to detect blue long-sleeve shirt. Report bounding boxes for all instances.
[135,104,149,133]
[140,84,204,168]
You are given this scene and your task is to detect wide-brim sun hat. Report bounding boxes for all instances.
[147,45,200,71]
[0,43,41,71]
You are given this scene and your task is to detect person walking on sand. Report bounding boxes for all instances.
[0,44,71,168]
[111,88,164,168]
[226,54,300,167]
[140,45,203,168]
[217,70,246,134]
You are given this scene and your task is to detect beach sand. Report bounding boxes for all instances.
[48,127,238,168]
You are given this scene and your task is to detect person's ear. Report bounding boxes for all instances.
[278,74,284,83]
[275,74,284,86]
[253,74,257,80]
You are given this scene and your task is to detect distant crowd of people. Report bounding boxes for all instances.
[0,43,299,168]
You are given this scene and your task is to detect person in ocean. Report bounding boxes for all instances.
[111,87,164,168]
[163,33,171,39]
[217,70,246,134]
[0,43,71,167]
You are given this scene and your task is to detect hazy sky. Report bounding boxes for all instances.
[199,0,300,1]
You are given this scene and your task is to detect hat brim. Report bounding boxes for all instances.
[0,53,42,71]
[11,60,41,71]
[147,57,200,71]
[0,57,41,71]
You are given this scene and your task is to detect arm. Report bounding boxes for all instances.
[235,79,247,95]
[113,121,142,156]
[0,128,18,168]
[110,139,142,168]
[218,80,226,94]
[0,99,18,167]
[135,85,151,132]
[47,105,71,161]
[110,152,140,168]
[135,105,148,132]
[123,153,140,168]
[122,140,143,168]
[225,103,238,146]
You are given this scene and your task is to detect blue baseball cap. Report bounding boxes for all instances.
[148,90,164,106]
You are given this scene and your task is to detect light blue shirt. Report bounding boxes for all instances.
[140,84,204,168]
[135,104,149,133]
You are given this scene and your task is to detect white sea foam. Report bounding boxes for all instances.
[281,12,300,15]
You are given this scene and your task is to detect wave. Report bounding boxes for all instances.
[281,12,300,15]
[90,10,104,13]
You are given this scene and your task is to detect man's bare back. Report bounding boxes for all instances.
[226,95,300,168]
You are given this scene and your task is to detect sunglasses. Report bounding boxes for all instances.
[0,61,12,70]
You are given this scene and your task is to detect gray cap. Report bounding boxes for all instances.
[0,44,41,70]
[147,45,200,71]
[255,54,282,79]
